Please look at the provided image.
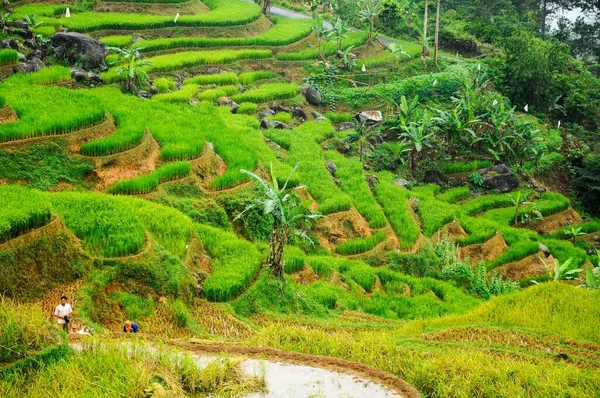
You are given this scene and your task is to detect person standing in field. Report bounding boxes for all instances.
[54,295,72,333]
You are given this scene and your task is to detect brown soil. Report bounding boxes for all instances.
[328,270,351,291]
[191,141,228,189]
[495,252,552,280]
[527,208,583,235]
[94,0,209,16]
[291,266,320,285]
[314,208,371,251]
[429,221,467,245]
[294,185,319,212]
[169,340,421,398]
[0,105,18,123]
[459,232,508,264]
[94,131,160,190]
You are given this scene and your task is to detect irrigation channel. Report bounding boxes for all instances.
[69,341,412,397]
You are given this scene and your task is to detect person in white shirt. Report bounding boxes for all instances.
[54,296,73,333]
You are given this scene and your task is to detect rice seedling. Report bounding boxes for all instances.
[372,172,420,249]
[238,70,278,85]
[283,245,306,274]
[152,76,175,93]
[335,231,387,255]
[131,18,311,52]
[232,83,299,104]
[325,112,352,123]
[6,66,72,86]
[153,84,199,103]
[0,185,53,244]
[0,50,19,65]
[80,126,145,157]
[323,151,387,228]
[14,0,262,32]
[416,197,457,237]
[184,72,239,86]
[550,220,600,240]
[237,102,258,114]
[109,161,191,195]
[197,85,239,102]
[101,49,272,83]
[265,121,352,214]
[100,35,133,48]
[436,186,472,203]
[0,95,5,107]
[483,240,540,269]
[196,224,263,301]
[543,239,588,267]
[461,193,516,216]
[265,112,292,123]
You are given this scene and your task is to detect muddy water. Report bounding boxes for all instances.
[194,353,401,397]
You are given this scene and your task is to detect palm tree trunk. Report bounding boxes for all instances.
[422,0,429,57]
[434,0,440,63]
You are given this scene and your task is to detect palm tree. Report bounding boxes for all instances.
[398,112,436,172]
[237,163,322,279]
[358,0,383,42]
[108,46,152,93]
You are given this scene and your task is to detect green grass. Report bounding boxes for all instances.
[109,161,191,195]
[102,49,272,83]
[15,0,262,32]
[0,185,53,244]
[335,231,387,255]
[372,172,419,249]
[232,83,299,104]
[0,50,19,65]
[323,151,387,228]
[131,18,311,52]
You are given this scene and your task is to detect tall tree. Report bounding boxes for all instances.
[358,0,383,42]
[434,0,441,62]
[422,0,430,57]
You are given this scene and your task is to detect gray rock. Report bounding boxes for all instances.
[478,164,519,193]
[270,104,291,113]
[206,141,215,151]
[312,111,323,118]
[314,116,327,122]
[354,111,383,125]
[51,32,108,71]
[216,97,239,113]
[137,90,152,99]
[326,161,337,177]
[337,142,351,154]
[394,178,410,189]
[300,85,322,106]
[339,122,355,131]
[206,67,224,74]
[367,175,380,189]
[539,243,551,258]
[149,85,158,95]
[0,39,18,50]
[423,170,448,186]
[265,138,281,150]
[260,120,291,130]
[13,57,45,73]
[70,67,104,86]
[258,109,276,118]
[292,107,307,120]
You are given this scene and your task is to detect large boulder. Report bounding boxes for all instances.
[354,111,383,125]
[300,85,322,106]
[13,57,45,73]
[478,164,519,192]
[216,97,239,113]
[326,161,337,177]
[260,120,291,130]
[292,107,307,121]
[70,67,104,86]
[51,32,108,71]
[0,39,18,50]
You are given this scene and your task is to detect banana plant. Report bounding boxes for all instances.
[506,191,532,226]
[399,111,436,172]
[358,0,383,41]
[329,16,349,52]
[563,226,587,244]
[583,265,599,289]
[108,46,152,93]
[540,257,582,281]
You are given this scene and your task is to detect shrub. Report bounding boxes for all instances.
[237,102,258,115]
[335,231,387,255]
